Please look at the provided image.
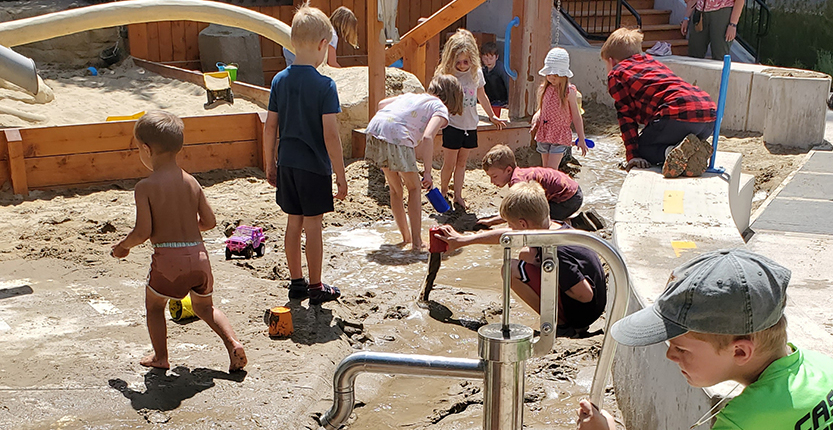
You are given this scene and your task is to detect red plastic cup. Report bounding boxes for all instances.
[428,226,448,254]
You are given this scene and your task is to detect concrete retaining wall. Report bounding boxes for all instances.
[611,151,751,430]
[564,46,832,149]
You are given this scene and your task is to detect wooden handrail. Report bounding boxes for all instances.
[385,0,488,66]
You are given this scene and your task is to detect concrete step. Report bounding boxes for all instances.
[590,38,688,55]
[351,120,533,159]
[641,23,685,40]
[582,23,681,40]
[642,39,688,55]
[568,8,672,26]
[565,0,656,9]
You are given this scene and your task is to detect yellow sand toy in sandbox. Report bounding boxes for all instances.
[203,70,234,109]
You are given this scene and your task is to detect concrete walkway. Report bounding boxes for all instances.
[610,142,833,430]
[748,149,833,353]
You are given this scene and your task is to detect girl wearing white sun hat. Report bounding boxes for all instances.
[530,47,588,171]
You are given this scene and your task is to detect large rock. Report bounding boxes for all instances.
[319,65,424,156]
[199,24,264,86]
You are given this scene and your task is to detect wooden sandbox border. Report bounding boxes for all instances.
[0,110,268,197]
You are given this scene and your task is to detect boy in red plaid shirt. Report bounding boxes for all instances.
[601,28,716,178]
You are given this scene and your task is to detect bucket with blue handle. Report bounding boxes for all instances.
[426,188,451,213]
[575,138,595,149]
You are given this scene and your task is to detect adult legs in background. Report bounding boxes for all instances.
[708,7,734,59]
[688,10,710,58]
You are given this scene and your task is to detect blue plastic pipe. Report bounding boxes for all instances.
[503,16,520,80]
[708,54,732,172]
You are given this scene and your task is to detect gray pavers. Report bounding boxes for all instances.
[752,150,833,235]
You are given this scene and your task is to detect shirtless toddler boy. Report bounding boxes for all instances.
[112,110,246,372]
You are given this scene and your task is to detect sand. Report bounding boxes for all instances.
[0,56,810,429]
[0,58,264,129]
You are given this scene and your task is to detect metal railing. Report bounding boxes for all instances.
[736,0,770,63]
[559,0,642,41]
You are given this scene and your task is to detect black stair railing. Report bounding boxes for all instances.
[736,0,770,62]
[559,0,642,41]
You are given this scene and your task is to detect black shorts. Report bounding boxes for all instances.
[637,119,714,165]
[442,126,478,150]
[276,165,334,216]
[549,187,583,221]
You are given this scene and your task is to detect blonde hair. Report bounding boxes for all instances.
[436,29,481,82]
[291,2,333,49]
[500,182,550,228]
[600,28,643,61]
[134,110,184,154]
[537,75,570,111]
[482,144,517,171]
[689,315,789,358]
[330,6,359,49]
[428,74,464,116]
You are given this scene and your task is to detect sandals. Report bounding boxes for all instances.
[309,283,341,305]
[288,278,309,300]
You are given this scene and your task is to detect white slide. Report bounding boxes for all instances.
[0,0,293,52]
[0,0,294,118]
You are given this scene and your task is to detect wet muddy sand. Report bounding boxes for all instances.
[0,65,809,428]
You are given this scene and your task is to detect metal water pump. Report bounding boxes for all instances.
[320,230,631,429]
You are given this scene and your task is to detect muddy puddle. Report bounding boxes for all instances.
[0,135,626,429]
[313,136,626,429]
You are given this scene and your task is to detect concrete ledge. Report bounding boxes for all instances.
[351,120,532,160]
[612,151,752,430]
[564,46,832,148]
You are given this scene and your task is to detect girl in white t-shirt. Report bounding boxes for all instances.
[434,29,508,210]
[365,75,463,251]
[283,6,359,68]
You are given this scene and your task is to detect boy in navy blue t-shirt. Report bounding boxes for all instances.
[263,3,347,305]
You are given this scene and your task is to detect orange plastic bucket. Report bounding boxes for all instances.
[264,306,293,337]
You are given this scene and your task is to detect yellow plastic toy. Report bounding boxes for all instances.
[169,295,197,321]
[203,70,234,109]
[106,111,146,121]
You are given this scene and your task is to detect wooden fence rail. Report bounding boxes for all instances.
[1,112,265,197]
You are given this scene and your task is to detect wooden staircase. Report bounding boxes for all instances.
[564,0,688,55]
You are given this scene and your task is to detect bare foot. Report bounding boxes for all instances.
[229,343,247,372]
[407,242,429,253]
[453,198,468,211]
[140,354,170,370]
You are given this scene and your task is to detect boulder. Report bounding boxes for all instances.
[199,24,264,86]
[319,65,424,156]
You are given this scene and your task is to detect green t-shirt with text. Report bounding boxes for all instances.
[713,344,833,430]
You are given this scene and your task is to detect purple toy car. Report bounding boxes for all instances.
[225,225,267,260]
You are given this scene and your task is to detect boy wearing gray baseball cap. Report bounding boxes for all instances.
[577,248,833,430]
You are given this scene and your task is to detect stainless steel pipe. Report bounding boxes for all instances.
[479,323,533,430]
[319,351,484,430]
